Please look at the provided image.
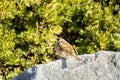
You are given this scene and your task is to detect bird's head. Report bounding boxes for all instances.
[58,37,66,45]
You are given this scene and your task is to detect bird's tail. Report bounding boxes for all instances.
[75,56,80,61]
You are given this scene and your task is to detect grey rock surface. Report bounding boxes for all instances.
[13,51,120,80]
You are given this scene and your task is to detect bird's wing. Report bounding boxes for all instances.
[60,44,76,55]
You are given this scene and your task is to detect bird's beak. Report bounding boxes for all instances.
[58,42,63,45]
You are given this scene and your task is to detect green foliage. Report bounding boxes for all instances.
[0,0,120,79]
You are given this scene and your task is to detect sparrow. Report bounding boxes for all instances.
[55,37,80,61]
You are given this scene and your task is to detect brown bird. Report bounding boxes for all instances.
[55,37,80,61]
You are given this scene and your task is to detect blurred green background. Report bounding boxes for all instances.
[0,0,120,79]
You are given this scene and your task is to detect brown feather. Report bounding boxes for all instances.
[55,37,80,61]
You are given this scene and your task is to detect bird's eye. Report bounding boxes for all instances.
[59,41,63,45]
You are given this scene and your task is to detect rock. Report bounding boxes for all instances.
[13,51,120,80]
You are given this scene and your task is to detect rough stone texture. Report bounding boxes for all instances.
[13,51,120,80]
